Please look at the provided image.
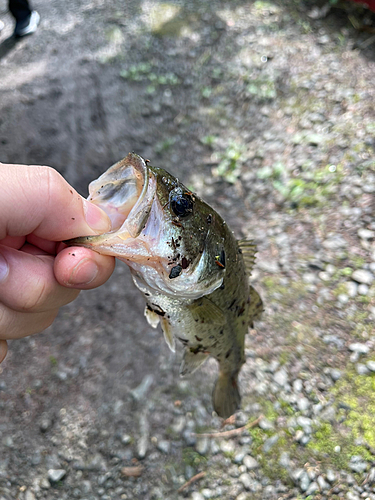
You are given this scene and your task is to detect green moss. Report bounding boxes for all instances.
[306,370,375,469]
[182,447,208,468]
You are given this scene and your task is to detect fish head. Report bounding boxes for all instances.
[67,153,227,299]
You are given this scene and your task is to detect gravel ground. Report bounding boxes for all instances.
[1,0,375,499]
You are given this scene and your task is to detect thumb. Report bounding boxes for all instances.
[0,164,111,241]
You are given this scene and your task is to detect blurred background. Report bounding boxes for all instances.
[1,1,375,499]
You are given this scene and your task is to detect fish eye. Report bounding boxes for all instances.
[170,193,193,218]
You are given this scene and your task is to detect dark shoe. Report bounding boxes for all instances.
[14,11,40,37]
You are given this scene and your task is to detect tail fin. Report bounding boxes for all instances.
[212,371,241,419]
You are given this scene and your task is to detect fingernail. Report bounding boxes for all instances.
[83,199,111,233]
[68,258,99,285]
[0,254,9,284]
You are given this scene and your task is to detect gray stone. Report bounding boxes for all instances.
[349,455,368,473]
[39,417,53,433]
[351,269,374,285]
[48,469,66,483]
[201,489,214,499]
[299,471,311,491]
[25,491,36,500]
[346,281,358,298]
[317,475,329,490]
[191,493,204,500]
[358,228,375,239]
[196,437,209,455]
[296,416,312,428]
[131,374,154,401]
[326,469,336,482]
[302,273,318,284]
[349,343,369,354]
[120,434,131,445]
[243,455,259,470]
[297,397,310,412]
[366,361,375,372]
[137,414,150,459]
[322,236,347,250]
[330,369,342,381]
[305,481,318,495]
[157,440,171,454]
[294,429,304,442]
[257,259,279,273]
[279,451,290,469]
[259,418,274,430]
[293,379,303,392]
[338,293,349,304]
[263,434,279,453]
[239,472,252,490]
[273,369,288,386]
[233,451,246,464]
[346,492,360,500]
[358,284,369,295]
[356,363,369,375]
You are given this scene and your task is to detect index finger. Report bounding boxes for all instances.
[0,164,111,241]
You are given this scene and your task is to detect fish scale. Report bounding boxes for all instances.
[66,153,263,418]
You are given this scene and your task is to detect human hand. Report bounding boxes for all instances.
[0,163,116,363]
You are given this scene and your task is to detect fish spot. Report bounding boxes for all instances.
[207,214,212,224]
[225,349,232,359]
[169,265,182,279]
[181,257,190,269]
[237,307,245,317]
[172,220,184,229]
[228,299,236,310]
[195,335,202,342]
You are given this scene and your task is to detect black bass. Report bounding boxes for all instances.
[66,153,263,418]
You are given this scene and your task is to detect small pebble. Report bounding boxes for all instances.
[351,269,374,285]
[358,228,375,239]
[358,284,369,295]
[346,281,358,297]
[349,343,369,354]
[263,434,279,453]
[48,469,66,483]
[243,455,259,470]
[356,363,369,375]
[366,361,375,372]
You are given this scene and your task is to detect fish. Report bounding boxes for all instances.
[66,153,263,418]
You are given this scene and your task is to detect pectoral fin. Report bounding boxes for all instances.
[160,318,175,353]
[180,348,209,376]
[144,306,160,328]
[187,297,226,326]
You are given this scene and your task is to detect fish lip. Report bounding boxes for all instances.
[64,153,154,247]
[122,154,152,238]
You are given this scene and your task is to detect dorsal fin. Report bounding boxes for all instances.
[238,239,257,276]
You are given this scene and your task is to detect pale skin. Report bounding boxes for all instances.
[0,163,116,364]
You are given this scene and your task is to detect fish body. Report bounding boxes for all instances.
[67,153,263,418]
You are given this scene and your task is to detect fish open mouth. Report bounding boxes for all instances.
[65,153,157,250]
[88,153,155,238]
